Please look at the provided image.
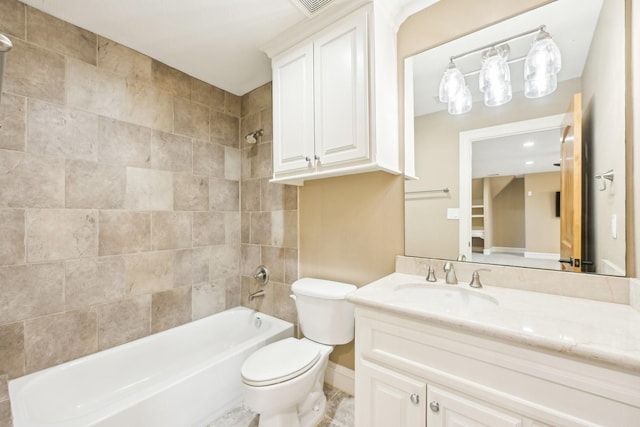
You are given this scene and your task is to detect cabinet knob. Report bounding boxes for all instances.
[314,155,320,161]
[429,401,440,412]
[410,393,420,405]
[305,156,311,162]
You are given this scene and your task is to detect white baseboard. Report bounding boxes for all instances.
[324,361,354,396]
[490,246,525,255]
[524,251,559,260]
[600,259,625,276]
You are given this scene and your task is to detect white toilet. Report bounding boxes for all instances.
[241,278,356,427]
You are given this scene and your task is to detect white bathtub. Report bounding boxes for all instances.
[10,307,294,427]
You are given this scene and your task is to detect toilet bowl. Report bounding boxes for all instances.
[241,278,356,427]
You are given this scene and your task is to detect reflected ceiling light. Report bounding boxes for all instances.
[437,25,561,115]
[523,141,535,148]
[525,160,535,165]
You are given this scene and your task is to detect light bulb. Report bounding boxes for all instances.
[439,61,465,103]
[448,85,472,115]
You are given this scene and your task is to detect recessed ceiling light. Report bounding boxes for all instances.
[525,160,535,165]
[523,141,535,148]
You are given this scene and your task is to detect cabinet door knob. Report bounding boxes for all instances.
[314,155,320,161]
[429,401,440,412]
[305,156,311,162]
[409,393,420,405]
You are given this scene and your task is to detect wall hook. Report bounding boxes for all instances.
[595,169,614,191]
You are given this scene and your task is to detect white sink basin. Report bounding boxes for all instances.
[391,284,499,312]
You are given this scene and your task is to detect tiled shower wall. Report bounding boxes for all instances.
[0,1,297,425]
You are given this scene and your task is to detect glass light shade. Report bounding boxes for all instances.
[438,63,465,103]
[524,73,557,98]
[448,85,472,115]
[524,31,561,79]
[479,48,511,93]
[483,80,512,107]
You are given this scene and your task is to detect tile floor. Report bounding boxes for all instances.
[208,384,354,427]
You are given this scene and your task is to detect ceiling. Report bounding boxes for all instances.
[21,0,436,96]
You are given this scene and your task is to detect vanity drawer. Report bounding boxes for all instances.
[355,307,640,426]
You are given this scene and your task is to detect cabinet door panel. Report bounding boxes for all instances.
[427,385,523,427]
[272,44,314,174]
[314,11,368,167]
[357,360,425,427]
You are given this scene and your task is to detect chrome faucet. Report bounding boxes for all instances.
[248,290,265,301]
[469,269,491,288]
[443,262,458,284]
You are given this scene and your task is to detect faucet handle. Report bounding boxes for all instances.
[426,265,437,282]
[469,268,491,288]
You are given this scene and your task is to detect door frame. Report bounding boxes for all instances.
[458,114,566,259]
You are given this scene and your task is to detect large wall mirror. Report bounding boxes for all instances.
[404,0,628,276]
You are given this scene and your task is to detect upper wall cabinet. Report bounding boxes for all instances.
[265,2,400,185]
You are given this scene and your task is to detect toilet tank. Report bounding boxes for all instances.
[291,278,357,345]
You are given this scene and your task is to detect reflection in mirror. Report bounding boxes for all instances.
[405,0,627,275]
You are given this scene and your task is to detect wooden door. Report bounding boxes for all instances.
[559,93,582,272]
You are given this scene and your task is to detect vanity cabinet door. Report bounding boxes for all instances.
[426,385,523,427]
[356,360,426,427]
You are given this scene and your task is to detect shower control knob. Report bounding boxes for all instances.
[410,393,420,405]
[429,401,440,412]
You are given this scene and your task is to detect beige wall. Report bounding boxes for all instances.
[525,172,561,254]
[492,178,525,249]
[582,0,627,274]
[299,172,404,369]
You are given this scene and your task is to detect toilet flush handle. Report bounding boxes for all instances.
[289,294,296,301]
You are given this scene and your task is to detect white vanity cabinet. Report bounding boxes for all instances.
[354,307,640,426]
[268,3,400,185]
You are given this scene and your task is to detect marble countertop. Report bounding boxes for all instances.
[347,273,640,373]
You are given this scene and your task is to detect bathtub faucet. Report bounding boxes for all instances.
[248,290,265,301]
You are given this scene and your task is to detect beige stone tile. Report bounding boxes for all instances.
[27,7,96,64]
[0,322,25,379]
[272,210,298,249]
[262,247,285,282]
[151,60,191,98]
[0,0,26,39]
[125,251,174,296]
[0,209,24,265]
[151,130,192,172]
[210,244,239,278]
[250,212,272,246]
[0,150,65,208]
[24,310,97,373]
[67,58,127,119]
[151,211,192,250]
[225,92,242,117]
[210,178,239,211]
[5,38,65,103]
[273,281,296,324]
[0,400,11,427]
[96,294,151,350]
[174,97,209,141]
[192,280,227,320]
[210,111,239,148]
[0,263,64,325]
[251,142,272,179]
[0,92,26,151]
[125,167,174,211]
[224,147,241,181]
[26,209,98,262]
[27,98,99,161]
[225,212,241,245]
[125,77,173,132]
[241,179,261,212]
[284,248,298,285]
[65,159,126,209]
[98,211,150,255]
[98,117,151,168]
[240,244,261,277]
[174,247,210,287]
[241,82,271,117]
[191,78,225,111]
[193,212,225,247]
[261,108,273,143]
[241,212,250,244]
[225,276,241,308]
[173,173,209,211]
[261,179,297,211]
[193,139,225,177]
[97,37,151,80]
[65,256,126,310]
[0,374,7,401]
[151,286,191,333]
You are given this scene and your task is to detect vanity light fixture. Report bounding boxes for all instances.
[437,26,561,115]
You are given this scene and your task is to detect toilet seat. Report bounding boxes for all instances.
[241,338,321,387]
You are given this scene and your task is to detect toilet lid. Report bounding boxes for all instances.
[241,338,321,387]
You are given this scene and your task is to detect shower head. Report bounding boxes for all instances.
[244,129,264,144]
